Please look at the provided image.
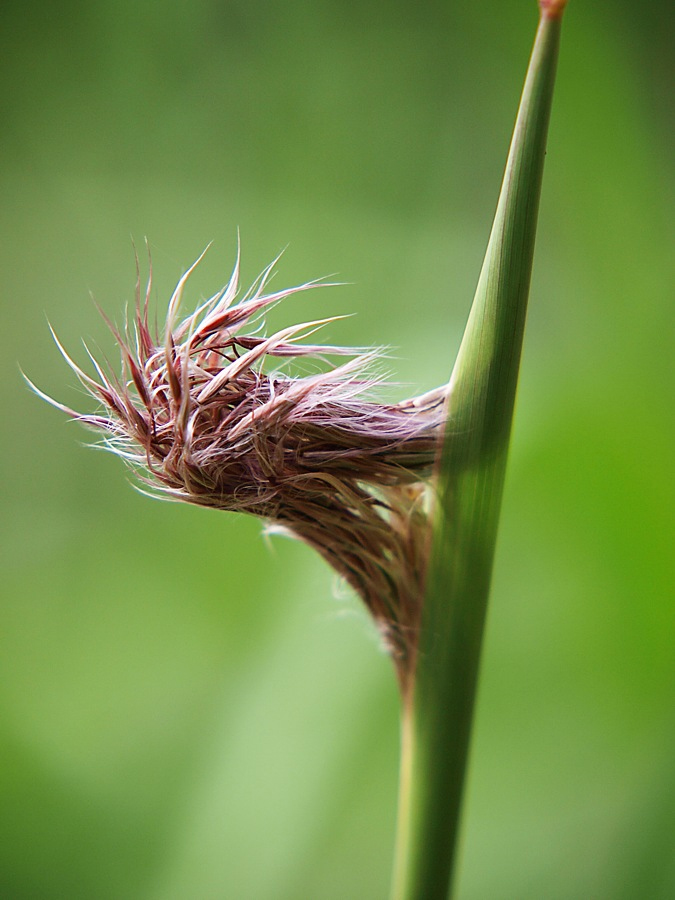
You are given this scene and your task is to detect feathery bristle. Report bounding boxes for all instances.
[33,247,449,686]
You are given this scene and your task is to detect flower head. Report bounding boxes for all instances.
[33,247,447,685]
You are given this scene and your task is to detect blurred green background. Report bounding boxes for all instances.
[1,1,673,898]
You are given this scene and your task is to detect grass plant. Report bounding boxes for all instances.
[32,2,569,897]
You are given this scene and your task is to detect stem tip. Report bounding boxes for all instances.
[539,0,568,19]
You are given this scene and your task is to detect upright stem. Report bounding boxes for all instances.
[391,5,567,899]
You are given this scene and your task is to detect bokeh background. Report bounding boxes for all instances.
[1,1,673,898]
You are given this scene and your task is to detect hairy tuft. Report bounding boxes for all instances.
[33,247,448,685]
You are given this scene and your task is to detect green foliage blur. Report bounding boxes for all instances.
[1,1,673,897]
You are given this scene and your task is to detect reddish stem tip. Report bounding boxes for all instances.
[539,0,568,19]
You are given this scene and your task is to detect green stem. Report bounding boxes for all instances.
[391,6,566,899]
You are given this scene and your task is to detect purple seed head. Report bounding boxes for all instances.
[32,247,448,685]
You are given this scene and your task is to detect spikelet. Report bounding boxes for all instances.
[31,246,448,684]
